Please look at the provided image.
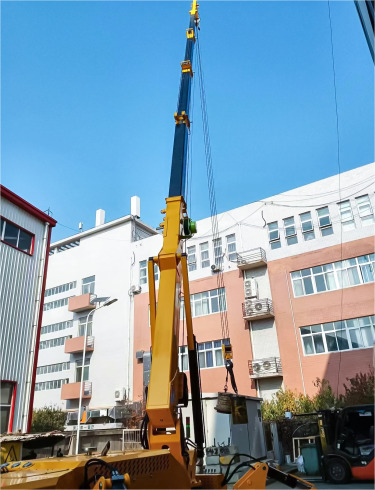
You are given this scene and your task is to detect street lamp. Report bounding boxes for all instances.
[75,297,118,454]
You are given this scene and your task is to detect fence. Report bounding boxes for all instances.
[122,429,141,451]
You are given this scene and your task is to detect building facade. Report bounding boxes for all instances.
[1,185,56,433]
[33,198,157,421]
[32,163,374,419]
[133,162,375,402]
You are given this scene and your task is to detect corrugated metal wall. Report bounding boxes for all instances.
[0,198,48,432]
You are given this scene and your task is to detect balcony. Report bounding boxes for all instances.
[242,298,273,320]
[68,293,96,313]
[61,381,92,400]
[237,248,267,270]
[65,335,94,354]
[248,357,282,379]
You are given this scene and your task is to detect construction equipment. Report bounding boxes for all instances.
[318,404,374,483]
[1,3,316,488]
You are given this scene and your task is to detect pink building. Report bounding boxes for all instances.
[132,163,375,402]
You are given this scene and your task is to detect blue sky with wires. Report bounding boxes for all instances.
[2,1,374,241]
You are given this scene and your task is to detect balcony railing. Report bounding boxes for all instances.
[248,357,282,378]
[65,335,95,354]
[242,298,273,320]
[237,248,267,270]
[61,381,92,400]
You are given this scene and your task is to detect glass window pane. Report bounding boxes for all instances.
[321,226,333,236]
[311,325,322,333]
[18,230,33,252]
[303,337,314,355]
[300,327,311,335]
[325,272,337,290]
[198,352,205,368]
[347,267,361,286]
[293,279,304,297]
[206,351,213,368]
[336,330,349,350]
[287,236,298,246]
[211,297,219,313]
[3,222,19,247]
[323,323,334,331]
[0,383,13,404]
[361,326,374,347]
[360,264,374,283]
[301,269,311,277]
[215,350,224,366]
[349,329,363,349]
[313,334,325,354]
[303,277,314,295]
[325,332,338,352]
[315,275,326,292]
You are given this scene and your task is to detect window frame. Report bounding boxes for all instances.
[178,339,230,371]
[338,200,355,231]
[200,242,210,269]
[299,211,315,241]
[82,276,95,295]
[139,260,147,285]
[0,217,35,256]
[181,288,227,319]
[355,194,375,224]
[316,207,333,236]
[268,222,281,249]
[300,316,375,356]
[226,234,237,261]
[0,380,17,433]
[187,245,197,272]
[213,238,223,267]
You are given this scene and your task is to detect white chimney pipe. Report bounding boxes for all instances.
[95,209,105,227]
[131,196,140,218]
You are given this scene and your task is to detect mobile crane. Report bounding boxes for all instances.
[1,3,315,489]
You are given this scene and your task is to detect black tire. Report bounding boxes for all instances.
[325,457,351,484]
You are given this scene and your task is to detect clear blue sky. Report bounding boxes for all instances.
[2,1,374,242]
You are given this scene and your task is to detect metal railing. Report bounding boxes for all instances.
[248,357,282,378]
[122,429,141,451]
[242,298,273,319]
[237,248,267,269]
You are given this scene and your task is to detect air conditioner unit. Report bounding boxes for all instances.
[263,360,272,371]
[252,363,261,372]
[254,302,263,312]
[114,387,126,402]
[244,278,258,299]
[130,285,142,295]
[211,264,222,273]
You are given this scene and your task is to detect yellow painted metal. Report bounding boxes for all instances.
[1,442,21,464]
[186,28,196,42]
[0,449,192,489]
[180,255,194,351]
[189,1,199,20]
[222,343,233,360]
[148,257,157,345]
[181,60,193,77]
[174,111,191,128]
[146,196,185,446]
[233,462,268,489]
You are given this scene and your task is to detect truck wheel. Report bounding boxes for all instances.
[326,458,351,484]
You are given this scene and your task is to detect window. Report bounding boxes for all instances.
[200,242,210,268]
[36,362,70,375]
[154,263,159,282]
[187,245,197,272]
[291,253,375,297]
[82,276,95,294]
[78,316,93,337]
[301,316,375,356]
[226,234,237,261]
[283,217,298,245]
[0,217,34,254]
[268,222,281,249]
[35,379,69,391]
[356,195,374,226]
[316,207,333,236]
[39,335,72,350]
[299,212,315,241]
[1,381,15,433]
[75,358,90,382]
[181,288,227,318]
[338,200,355,231]
[178,339,230,371]
[43,297,70,311]
[41,320,73,335]
[139,261,147,285]
[213,238,223,267]
[45,281,77,297]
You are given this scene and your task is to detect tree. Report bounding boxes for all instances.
[342,369,374,406]
[31,406,66,433]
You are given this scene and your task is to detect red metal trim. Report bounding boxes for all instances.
[0,380,17,432]
[1,185,57,227]
[26,225,53,433]
[1,216,35,256]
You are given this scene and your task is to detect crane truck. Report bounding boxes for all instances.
[1,3,315,489]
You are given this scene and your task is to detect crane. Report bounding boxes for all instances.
[1,3,316,488]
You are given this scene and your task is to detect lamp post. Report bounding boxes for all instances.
[75,297,117,455]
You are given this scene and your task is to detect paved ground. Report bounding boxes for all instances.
[266,479,374,489]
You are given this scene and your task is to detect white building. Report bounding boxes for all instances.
[33,197,156,416]
[1,185,56,433]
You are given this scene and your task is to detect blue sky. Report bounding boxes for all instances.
[2,1,374,242]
